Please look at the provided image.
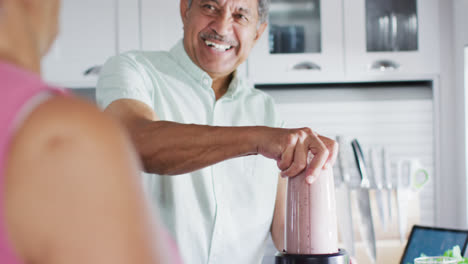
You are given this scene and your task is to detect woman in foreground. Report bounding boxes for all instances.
[0,0,180,263]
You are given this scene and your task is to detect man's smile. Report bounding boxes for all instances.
[204,40,234,52]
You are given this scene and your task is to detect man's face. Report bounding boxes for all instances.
[181,0,267,79]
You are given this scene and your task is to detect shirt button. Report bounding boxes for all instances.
[203,78,210,86]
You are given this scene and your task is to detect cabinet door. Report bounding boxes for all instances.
[141,0,182,51]
[343,0,440,78]
[117,0,141,53]
[41,0,117,88]
[248,0,344,84]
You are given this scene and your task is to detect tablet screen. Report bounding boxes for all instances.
[401,226,468,264]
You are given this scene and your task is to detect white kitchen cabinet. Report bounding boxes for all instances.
[248,0,440,84]
[41,0,140,88]
[343,0,440,79]
[117,0,142,53]
[141,0,183,51]
[249,0,344,84]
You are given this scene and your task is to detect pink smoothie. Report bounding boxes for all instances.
[285,167,338,254]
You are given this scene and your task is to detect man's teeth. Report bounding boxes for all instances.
[204,40,232,51]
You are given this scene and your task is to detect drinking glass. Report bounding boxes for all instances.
[414,256,458,264]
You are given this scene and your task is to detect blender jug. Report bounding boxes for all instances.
[276,165,349,264]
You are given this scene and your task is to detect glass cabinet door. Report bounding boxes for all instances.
[344,0,439,77]
[249,0,344,84]
[366,0,418,52]
[269,0,321,54]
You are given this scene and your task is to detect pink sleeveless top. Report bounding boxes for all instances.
[0,61,65,264]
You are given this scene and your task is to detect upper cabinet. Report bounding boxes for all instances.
[41,0,140,88]
[344,0,440,79]
[141,0,183,51]
[248,0,440,84]
[41,0,440,87]
[249,0,344,84]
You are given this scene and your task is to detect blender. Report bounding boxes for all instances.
[275,163,350,264]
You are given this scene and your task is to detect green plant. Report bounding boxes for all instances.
[442,246,468,264]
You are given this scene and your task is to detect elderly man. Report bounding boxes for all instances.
[97,0,338,263]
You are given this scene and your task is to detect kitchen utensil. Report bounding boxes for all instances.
[351,139,377,263]
[396,163,410,243]
[369,147,387,231]
[381,148,393,226]
[396,159,429,242]
[335,136,355,257]
[414,256,458,264]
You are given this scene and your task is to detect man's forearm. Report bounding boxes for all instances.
[130,120,261,175]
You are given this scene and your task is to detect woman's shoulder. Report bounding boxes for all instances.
[7,94,140,190]
[22,95,131,146]
[4,95,145,263]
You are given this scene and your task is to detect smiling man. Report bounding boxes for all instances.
[96,0,338,263]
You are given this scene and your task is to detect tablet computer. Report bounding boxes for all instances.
[400,225,468,264]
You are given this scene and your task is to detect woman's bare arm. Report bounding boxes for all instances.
[5,96,172,264]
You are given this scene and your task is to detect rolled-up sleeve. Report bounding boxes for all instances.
[96,52,153,110]
[264,94,285,129]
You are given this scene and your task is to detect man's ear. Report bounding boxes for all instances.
[253,23,268,44]
[180,0,190,24]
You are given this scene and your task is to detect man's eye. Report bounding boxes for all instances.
[203,4,216,11]
[235,14,248,22]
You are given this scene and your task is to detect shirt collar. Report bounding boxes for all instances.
[169,39,247,99]
[170,40,212,88]
[224,71,243,99]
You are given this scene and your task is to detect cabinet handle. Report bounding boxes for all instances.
[290,61,321,71]
[83,65,102,76]
[369,60,400,71]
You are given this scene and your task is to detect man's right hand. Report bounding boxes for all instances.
[254,127,338,184]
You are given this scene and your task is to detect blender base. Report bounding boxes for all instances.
[275,249,349,264]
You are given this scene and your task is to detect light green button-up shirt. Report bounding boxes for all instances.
[96,40,282,264]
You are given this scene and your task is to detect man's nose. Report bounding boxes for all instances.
[210,12,233,37]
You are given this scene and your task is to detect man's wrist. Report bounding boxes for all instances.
[241,126,263,155]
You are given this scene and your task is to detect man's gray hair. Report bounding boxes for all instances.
[187,0,270,24]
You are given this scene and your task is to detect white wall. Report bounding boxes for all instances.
[436,0,458,228]
[437,0,468,228]
[453,0,468,227]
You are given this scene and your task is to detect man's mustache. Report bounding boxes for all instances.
[200,32,238,47]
